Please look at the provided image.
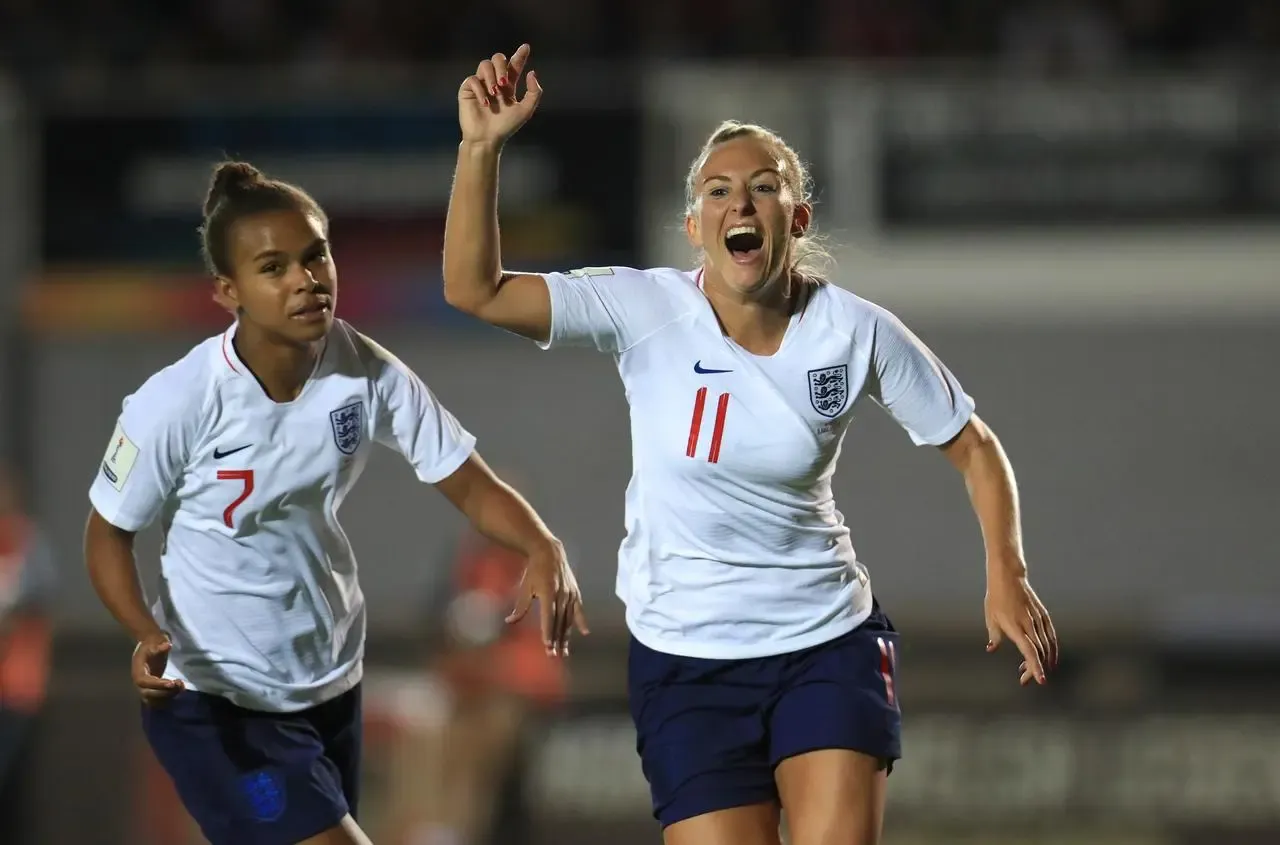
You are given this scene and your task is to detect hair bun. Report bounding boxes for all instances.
[204,161,265,217]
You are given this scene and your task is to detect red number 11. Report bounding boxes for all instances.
[685,388,730,463]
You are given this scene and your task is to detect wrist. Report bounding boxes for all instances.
[986,554,1027,580]
[526,534,564,561]
[132,623,167,645]
[459,139,503,159]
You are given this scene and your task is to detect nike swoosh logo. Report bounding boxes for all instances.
[693,361,733,374]
[213,445,252,460]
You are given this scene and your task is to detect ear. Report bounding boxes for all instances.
[691,204,711,250]
[211,275,239,315]
[686,211,706,250]
[791,202,812,238]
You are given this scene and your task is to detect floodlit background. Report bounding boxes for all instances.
[1,1,1278,843]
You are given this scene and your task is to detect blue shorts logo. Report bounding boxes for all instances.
[239,769,286,822]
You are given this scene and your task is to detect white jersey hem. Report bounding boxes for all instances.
[167,660,365,714]
[625,602,876,661]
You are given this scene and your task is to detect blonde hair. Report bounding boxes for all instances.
[684,120,833,282]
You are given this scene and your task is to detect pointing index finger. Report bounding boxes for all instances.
[507,43,532,82]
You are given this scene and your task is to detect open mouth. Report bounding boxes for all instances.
[291,299,332,320]
[724,225,764,264]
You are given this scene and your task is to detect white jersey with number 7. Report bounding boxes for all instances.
[537,266,975,660]
[88,319,476,712]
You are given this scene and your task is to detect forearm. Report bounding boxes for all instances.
[84,514,164,642]
[957,430,1027,577]
[459,479,560,559]
[442,141,505,311]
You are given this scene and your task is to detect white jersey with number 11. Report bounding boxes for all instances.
[537,266,975,660]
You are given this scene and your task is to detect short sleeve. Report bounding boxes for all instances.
[367,337,477,484]
[537,266,677,354]
[866,306,975,446]
[88,371,201,532]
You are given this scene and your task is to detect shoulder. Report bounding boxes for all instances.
[807,281,903,343]
[810,280,884,322]
[122,332,224,426]
[644,266,706,300]
[556,265,701,300]
[329,320,415,384]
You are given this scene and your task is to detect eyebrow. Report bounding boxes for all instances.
[252,238,327,262]
[702,168,782,186]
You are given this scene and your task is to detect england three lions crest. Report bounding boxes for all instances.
[330,401,364,455]
[808,365,849,418]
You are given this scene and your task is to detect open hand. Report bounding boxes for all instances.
[458,43,543,147]
[506,539,589,657]
[984,570,1058,686]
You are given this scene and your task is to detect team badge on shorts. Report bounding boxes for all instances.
[807,365,849,418]
[329,401,364,455]
[239,769,287,822]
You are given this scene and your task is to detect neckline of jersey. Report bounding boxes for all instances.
[220,321,330,405]
[693,267,812,360]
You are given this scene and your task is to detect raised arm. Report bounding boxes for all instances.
[442,43,553,342]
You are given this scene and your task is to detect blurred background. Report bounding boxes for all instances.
[1,0,1279,843]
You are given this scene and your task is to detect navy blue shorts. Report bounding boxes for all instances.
[141,684,362,845]
[628,604,902,828]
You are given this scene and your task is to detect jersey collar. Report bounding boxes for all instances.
[219,320,331,399]
[220,323,242,375]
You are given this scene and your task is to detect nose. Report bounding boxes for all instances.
[291,265,320,292]
[732,185,756,215]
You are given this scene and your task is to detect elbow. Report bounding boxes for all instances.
[440,268,490,316]
[440,262,466,310]
[442,280,481,315]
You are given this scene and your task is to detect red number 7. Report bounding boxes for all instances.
[216,469,254,528]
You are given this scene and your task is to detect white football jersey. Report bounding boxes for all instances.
[89,319,476,712]
[538,267,975,659]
